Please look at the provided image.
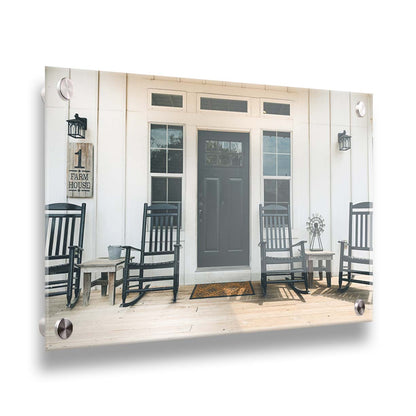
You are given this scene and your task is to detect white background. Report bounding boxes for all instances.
[1,1,415,415]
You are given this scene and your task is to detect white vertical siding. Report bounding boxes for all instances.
[351,93,369,203]
[45,67,69,203]
[309,90,331,250]
[96,72,126,256]
[330,90,351,270]
[68,68,99,262]
[291,88,310,242]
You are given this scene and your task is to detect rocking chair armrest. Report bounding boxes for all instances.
[68,245,83,251]
[258,240,266,247]
[122,245,142,252]
[68,245,83,258]
[338,240,349,246]
[291,240,307,248]
[174,243,182,248]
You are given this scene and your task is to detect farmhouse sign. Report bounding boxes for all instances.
[67,143,94,198]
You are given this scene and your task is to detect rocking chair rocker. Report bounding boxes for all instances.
[121,203,181,307]
[259,204,308,296]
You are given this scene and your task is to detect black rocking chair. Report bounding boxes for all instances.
[45,203,86,308]
[259,204,308,296]
[121,203,181,307]
[338,202,373,291]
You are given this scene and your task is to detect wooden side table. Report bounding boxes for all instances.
[304,250,335,288]
[81,257,127,306]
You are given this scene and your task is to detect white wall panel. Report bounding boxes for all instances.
[350,92,369,203]
[126,74,147,112]
[183,124,197,285]
[68,69,98,263]
[44,67,69,203]
[292,122,310,241]
[125,111,148,248]
[291,88,310,241]
[368,95,374,202]
[310,89,330,125]
[96,72,126,256]
[330,91,351,269]
[249,127,262,277]
[309,90,331,250]
[351,126,369,203]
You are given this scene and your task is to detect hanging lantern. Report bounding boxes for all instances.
[66,113,87,139]
[338,130,351,151]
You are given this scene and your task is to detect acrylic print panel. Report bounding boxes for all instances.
[43,67,373,350]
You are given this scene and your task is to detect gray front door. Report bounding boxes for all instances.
[197,130,250,267]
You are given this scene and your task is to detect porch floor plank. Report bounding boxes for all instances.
[44,277,372,350]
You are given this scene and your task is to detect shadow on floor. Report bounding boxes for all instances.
[311,278,373,305]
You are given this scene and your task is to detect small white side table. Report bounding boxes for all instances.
[80,257,127,306]
[304,250,335,288]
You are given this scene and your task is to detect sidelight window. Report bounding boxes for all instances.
[263,130,291,206]
[150,124,183,225]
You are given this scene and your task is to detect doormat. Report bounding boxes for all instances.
[190,281,255,299]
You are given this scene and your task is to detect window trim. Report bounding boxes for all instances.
[148,122,185,229]
[260,98,292,119]
[148,89,186,112]
[197,93,250,115]
[261,129,293,218]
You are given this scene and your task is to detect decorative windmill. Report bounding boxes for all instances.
[306,214,325,251]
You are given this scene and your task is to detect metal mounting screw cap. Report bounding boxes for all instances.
[39,317,45,336]
[54,318,73,339]
[354,299,365,316]
[57,77,73,101]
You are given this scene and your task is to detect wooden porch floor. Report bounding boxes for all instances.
[44,277,373,350]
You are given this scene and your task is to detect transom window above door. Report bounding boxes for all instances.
[200,97,248,113]
[150,124,183,174]
[151,93,183,108]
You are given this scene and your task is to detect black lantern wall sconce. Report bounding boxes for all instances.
[338,130,351,151]
[66,113,87,139]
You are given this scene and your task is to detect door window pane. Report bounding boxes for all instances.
[230,141,242,153]
[205,139,243,167]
